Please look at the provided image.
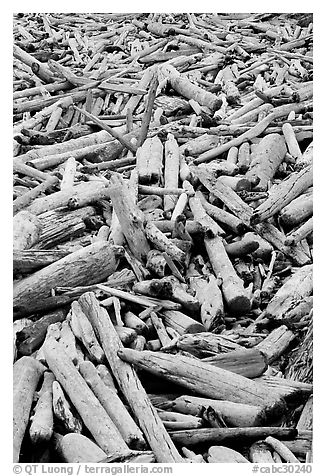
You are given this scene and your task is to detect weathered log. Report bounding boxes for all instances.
[169,427,297,447]
[13,249,70,274]
[52,380,83,433]
[194,103,306,163]
[109,173,150,261]
[68,301,105,364]
[253,376,312,404]
[264,265,313,320]
[16,309,67,354]
[285,217,313,246]
[54,432,107,463]
[254,222,311,266]
[194,167,253,225]
[150,312,173,347]
[43,337,128,455]
[118,348,286,412]
[282,123,303,160]
[34,206,96,250]
[205,236,251,313]
[256,325,296,363]
[13,44,55,82]
[188,274,224,330]
[162,310,205,334]
[164,133,180,212]
[136,136,163,184]
[251,165,313,224]
[245,133,287,191]
[29,372,55,444]
[13,243,123,316]
[98,284,181,311]
[175,332,242,358]
[296,396,313,431]
[133,276,200,312]
[295,141,313,171]
[197,190,247,234]
[13,356,46,462]
[123,311,148,335]
[79,361,146,449]
[282,434,312,459]
[25,182,112,216]
[189,192,225,236]
[201,348,268,378]
[172,396,270,427]
[158,410,203,430]
[78,292,183,463]
[279,189,313,227]
[284,317,312,384]
[13,211,42,250]
[13,175,59,215]
[161,64,221,111]
[145,222,186,263]
[57,320,80,366]
[265,436,300,463]
[249,441,274,463]
[207,446,249,463]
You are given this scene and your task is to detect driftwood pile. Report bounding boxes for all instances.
[13,13,313,464]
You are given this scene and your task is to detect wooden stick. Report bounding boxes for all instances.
[13,357,46,462]
[44,337,129,455]
[78,292,183,463]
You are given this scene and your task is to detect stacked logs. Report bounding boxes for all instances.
[13,12,313,464]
